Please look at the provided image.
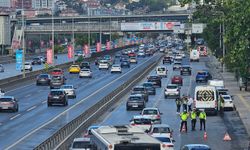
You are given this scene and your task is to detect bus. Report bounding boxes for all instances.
[194,85,218,115]
[91,125,169,150]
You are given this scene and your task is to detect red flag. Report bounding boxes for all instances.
[96,42,101,52]
[46,48,53,64]
[68,45,73,58]
[84,44,89,54]
[106,41,110,50]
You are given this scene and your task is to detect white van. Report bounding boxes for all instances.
[156,66,167,77]
[194,85,218,115]
[208,79,224,88]
[190,49,200,62]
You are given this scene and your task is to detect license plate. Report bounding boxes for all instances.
[2,106,8,109]
[132,105,138,107]
[53,96,59,99]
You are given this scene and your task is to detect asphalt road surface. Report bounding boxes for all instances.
[94,56,249,150]
[0,51,162,149]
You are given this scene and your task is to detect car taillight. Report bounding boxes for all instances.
[157,115,160,119]
[131,123,135,126]
[162,144,166,148]
[166,144,173,147]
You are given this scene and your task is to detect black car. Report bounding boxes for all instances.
[163,56,172,64]
[80,61,90,69]
[131,86,149,102]
[180,65,192,75]
[142,82,156,95]
[32,57,42,65]
[47,89,68,106]
[126,94,145,110]
[121,60,130,68]
[147,75,162,87]
[50,75,66,89]
[36,74,51,85]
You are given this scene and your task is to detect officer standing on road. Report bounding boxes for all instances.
[190,108,197,131]
[182,95,188,111]
[219,95,225,116]
[180,110,189,132]
[175,97,182,114]
[199,109,206,131]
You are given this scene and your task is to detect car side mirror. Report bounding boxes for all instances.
[172,139,176,142]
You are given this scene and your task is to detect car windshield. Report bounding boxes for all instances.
[133,118,152,124]
[129,96,142,101]
[0,98,13,102]
[152,127,170,133]
[143,109,158,115]
[53,69,62,73]
[52,76,62,80]
[133,87,144,91]
[174,63,181,65]
[25,63,30,65]
[50,91,63,95]
[61,85,73,89]
[197,72,206,76]
[158,68,165,71]
[223,96,231,100]
[82,69,90,72]
[72,141,91,148]
[167,85,177,89]
[155,137,171,143]
[39,74,49,78]
[143,83,153,87]
[71,65,79,68]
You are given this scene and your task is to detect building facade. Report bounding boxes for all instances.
[32,0,53,9]
[0,0,11,8]
[0,14,11,54]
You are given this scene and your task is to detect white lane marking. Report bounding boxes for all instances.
[5,54,161,149]
[26,106,37,112]
[10,114,21,120]
[24,94,31,98]
[42,100,47,104]
[0,122,2,126]
[6,83,35,93]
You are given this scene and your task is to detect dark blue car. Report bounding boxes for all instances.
[196,70,212,83]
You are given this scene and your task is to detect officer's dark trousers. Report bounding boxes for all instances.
[177,105,181,112]
[191,119,196,130]
[180,121,187,132]
[200,119,206,130]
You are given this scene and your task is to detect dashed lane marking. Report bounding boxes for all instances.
[10,114,21,120]
[26,106,37,112]
[24,94,31,98]
[42,100,47,104]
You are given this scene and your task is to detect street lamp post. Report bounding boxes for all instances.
[22,0,26,78]
[88,7,90,50]
[51,0,55,66]
[72,18,75,64]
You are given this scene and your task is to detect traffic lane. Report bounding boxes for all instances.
[0,53,150,123]
[0,53,72,80]
[2,54,162,149]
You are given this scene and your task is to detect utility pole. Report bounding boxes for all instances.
[22,0,26,78]
[72,18,75,64]
[88,7,90,50]
[51,0,55,66]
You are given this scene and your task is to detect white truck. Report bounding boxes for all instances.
[190,49,200,62]
[208,79,224,89]
[194,85,218,115]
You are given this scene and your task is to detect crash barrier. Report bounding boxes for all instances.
[34,54,162,150]
[0,45,136,88]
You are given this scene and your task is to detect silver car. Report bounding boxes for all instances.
[0,96,19,112]
[61,85,76,99]
[0,64,4,72]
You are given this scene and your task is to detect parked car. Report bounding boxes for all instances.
[221,95,235,111]
[142,82,156,95]
[147,75,162,87]
[180,65,192,75]
[31,57,42,65]
[60,85,76,99]
[47,89,68,106]
[36,74,51,85]
[126,94,146,110]
[79,68,92,78]
[171,75,183,86]
[0,64,4,72]
[0,96,18,112]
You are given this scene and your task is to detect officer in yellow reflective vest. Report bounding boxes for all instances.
[180,110,189,132]
[190,108,197,131]
[199,109,206,131]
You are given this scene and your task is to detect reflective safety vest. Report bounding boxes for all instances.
[180,113,188,121]
[191,112,197,119]
[199,112,206,120]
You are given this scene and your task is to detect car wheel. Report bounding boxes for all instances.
[165,95,167,99]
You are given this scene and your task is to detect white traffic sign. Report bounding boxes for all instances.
[192,23,205,33]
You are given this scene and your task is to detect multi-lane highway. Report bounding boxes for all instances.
[0,54,72,80]
[91,56,249,149]
[0,50,161,149]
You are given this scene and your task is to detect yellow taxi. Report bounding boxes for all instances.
[69,65,81,73]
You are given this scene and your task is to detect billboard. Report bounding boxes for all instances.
[15,49,23,71]
[121,22,180,31]
[67,45,73,59]
[46,48,53,64]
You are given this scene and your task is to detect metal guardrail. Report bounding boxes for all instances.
[0,45,136,89]
[34,54,162,150]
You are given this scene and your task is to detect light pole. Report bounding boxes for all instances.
[72,18,75,64]
[88,7,90,50]
[22,0,26,78]
[51,0,55,66]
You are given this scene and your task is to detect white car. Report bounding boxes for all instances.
[111,64,122,73]
[22,62,32,71]
[141,107,162,124]
[221,95,234,110]
[60,85,76,99]
[153,135,174,150]
[69,138,92,150]
[148,124,173,139]
[130,115,153,132]
[129,57,137,63]
[79,68,92,78]
[98,60,109,70]
[138,50,146,57]
[164,84,180,98]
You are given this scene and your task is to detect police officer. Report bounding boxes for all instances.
[175,97,182,114]
[180,110,189,132]
[199,109,206,131]
[182,95,188,112]
[190,108,197,131]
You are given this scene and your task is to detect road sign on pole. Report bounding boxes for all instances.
[15,49,23,71]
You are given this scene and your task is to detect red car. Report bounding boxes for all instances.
[51,68,64,76]
[171,75,183,86]
[128,52,136,57]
